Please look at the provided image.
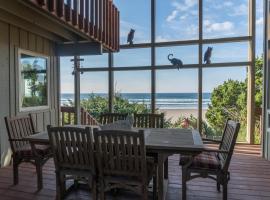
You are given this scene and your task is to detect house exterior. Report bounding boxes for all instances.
[0,0,119,166]
[264,0,270,160]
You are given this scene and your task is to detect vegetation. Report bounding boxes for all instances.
[22,63,47,107]
[63,56,263,143]
[205,56,263,143]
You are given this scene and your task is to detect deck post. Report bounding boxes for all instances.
[72,55,82,125]
[247,0,256,144]
[263,0,270,159]
[198,0,203,133]
[151,0,156,113]
[108,52,114,112]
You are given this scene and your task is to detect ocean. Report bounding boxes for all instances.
[61,93,211,110]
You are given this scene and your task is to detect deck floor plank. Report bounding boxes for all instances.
[0,145,268,200]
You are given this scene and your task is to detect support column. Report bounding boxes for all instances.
[263,0,270,158]
[151,0,156,113]
[108,52,114,112]
[72,56,82,125]
[197,0,203,133]
[247,0,256,144]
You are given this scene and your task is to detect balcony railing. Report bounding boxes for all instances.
[61,106,99,126]
[27,0,119,51]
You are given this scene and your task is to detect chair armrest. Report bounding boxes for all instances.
[9,138,27,142]
[202,138,222,144]
[203,148,229,154]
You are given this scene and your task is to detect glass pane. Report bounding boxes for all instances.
[156,45,198,65]
[203,0,248,39]
[202,42,249,63]
[114,48,151,67]
[156,69,198,129]
[114,71,151,113]
[256,0,264,56]
[60,56,74,106]
[20,51,48,109]
[80,72,109,118]
[114,0,151,44]
[156,0,199,42]
[81,54,108,68]
[203,67,247,142]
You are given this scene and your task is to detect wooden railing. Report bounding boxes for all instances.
[28,0,119,51]
[61,106,99,126]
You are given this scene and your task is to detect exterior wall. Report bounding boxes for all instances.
[263,0,270,160]
[0,20,59,166]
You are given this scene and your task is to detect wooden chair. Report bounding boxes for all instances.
[47,126,97,200]
[98,113,128,125]
[94,129,157,200]
[180,119,240,200]
[133,113,164,128]
[4,114,51,190]
[133,113,168,179]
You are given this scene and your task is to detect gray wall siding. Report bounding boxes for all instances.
[0,21,59,166]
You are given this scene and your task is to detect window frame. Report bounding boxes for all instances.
[17,48,50,113]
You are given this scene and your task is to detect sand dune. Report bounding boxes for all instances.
[160,108,207,123]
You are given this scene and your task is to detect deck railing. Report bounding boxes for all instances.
[28,0,119,51]
[60,106,99,126]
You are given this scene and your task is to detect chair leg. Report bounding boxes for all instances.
[223,182,228,200]
[100,182,106,200]
[13,160,19,185]
[152,174,157,200]
[55,172,62,200]
[35,162,43,190]
[164,158,168,179]
[142,186,148,200]
[90,177,97,200]
[217,174,221,192]
[182,168,187,200]
[217,182,221,192]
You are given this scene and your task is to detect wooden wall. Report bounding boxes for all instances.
[0,20,59,166]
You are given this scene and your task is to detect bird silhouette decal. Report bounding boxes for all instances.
[127,29,135,45]
[204,47,213,64]
[168,54,183,70]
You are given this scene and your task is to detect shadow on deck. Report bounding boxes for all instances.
[0,145,269,200]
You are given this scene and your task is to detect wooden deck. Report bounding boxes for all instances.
[0,145,269,200]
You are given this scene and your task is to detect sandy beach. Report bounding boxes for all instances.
[160,108,207,123]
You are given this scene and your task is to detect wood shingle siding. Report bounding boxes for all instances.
[0,21,59,166]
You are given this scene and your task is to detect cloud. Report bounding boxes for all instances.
[256,17,263,26]
[171,0,197,12]
[231,4,248,16]
[204,20,234,33]
[166,10,179,22]
[223,2,233,7]
[166,0,198,23]
[156,35,169,42]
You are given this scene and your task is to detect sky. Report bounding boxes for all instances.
[60,0,264,94]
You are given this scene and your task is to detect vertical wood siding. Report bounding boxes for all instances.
[0,21,59,166]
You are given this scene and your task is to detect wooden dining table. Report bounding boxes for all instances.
[25,127,204,200]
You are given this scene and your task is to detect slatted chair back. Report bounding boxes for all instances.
[218,119,240,171]
[4,114,35,153]
[47,126,95,173]
[94,129,147,178]
[133,113,164,128]
[99,113,128,124]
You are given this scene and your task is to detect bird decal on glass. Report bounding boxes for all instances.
[127,29,135,45]
[204,47,213,64]
[168,54,183,70]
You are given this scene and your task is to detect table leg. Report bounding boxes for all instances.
[158,153,165,200]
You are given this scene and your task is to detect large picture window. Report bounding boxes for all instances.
[18,49,49,111]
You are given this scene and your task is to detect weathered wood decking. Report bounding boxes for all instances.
[0,145,268,200]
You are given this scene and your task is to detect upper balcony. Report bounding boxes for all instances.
[0,0,119,52]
